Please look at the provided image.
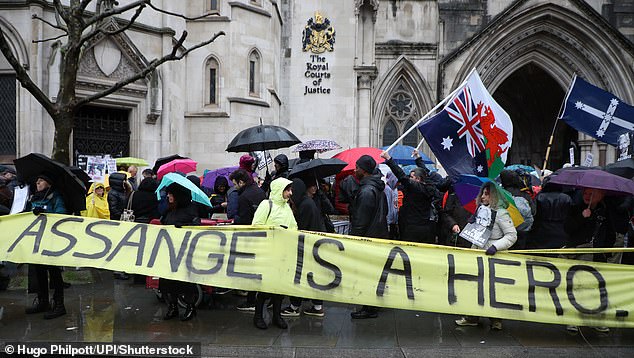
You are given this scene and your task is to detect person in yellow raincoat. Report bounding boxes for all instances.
[82,182,110,219]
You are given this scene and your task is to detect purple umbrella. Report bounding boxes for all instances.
[548,169,634,196]
[202,166,239,190]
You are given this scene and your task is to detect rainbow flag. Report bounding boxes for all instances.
[454,175,524,227]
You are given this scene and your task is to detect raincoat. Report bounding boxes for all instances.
[252,178,297,229]
[82,182,110,219]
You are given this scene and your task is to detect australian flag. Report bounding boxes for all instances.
[418,71,513,178]
[560,76,634,146]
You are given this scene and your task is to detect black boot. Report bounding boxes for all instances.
[164,303,179,320]
[271,295,287,329]
[181,304,196,321]
[25,297,49,314]
[44,299,66,319]
[253,294,267,329]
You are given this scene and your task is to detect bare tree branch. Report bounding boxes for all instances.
[146,2,216,21]
[79,0,93,11]
[0,28,56,118]
[85,0,148,27]
[32,13,67,31]
[75,30,225,107]
[32,33,68,43]
[52,0,71,23]
[80,3,145,45]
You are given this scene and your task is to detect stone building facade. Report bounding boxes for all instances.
[1,0,633,172]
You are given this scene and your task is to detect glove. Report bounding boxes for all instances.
[32,207,44,215]
[485,246,498,256]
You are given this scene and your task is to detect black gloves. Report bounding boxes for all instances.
[485,245,498,256]
[32,207,44,215]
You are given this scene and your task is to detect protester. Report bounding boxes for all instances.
[251,177,297,329]
[261,154,290,194]
[107,172,131,220]
[229,169,266,311]
[25,173,68,319]
[227,155,256,219]
[499,170,534,249]
[455,181,517,330]
[384,171,399,238]
[439,184,471,247]
[281,178,326,318]
[82,182,110,219]
[0,165,18,193]
[210,176,229,214]
[159,183,201,321]
[129,177,160,224]
[349,155,389,319]
[127,165,139,190]
[187,175,213,219]
[142,168,154,179]
[527,175,571,250]
[381,150,440,244]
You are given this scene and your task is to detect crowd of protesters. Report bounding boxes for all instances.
[0,148,632,334]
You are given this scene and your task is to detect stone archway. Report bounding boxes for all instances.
[441,2,634,168]
[493,63,576,168]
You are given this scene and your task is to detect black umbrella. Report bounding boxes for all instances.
[152,154,189,174]
[69,166,92,190]
[604,158,634,179]
[288,158,348,180]
[13,153,87,213]
[226,124,301,153]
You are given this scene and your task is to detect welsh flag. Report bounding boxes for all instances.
[419,70,513,179]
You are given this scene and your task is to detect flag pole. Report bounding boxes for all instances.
[384,67,477,153]
[540,74,577,178]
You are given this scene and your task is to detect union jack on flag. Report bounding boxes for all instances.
[446,87,485,158]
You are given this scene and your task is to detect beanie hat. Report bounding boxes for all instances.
[356,155,376,174]
[36,172,55,185]
[239,154,255,171]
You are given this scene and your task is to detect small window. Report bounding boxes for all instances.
[382,120,398,147]
[403,120,419,147]
[204,57,219,105]
[206,0,219,12]
[248,51,260,96]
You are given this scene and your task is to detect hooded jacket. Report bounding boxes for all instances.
[349,172,389,238]
[252,177,297,229]
[291,178,326,231]
[234,181,266,225]
[528,181,572,249]
[83,182,110,219]
[130,178,160,223]
[107,172,128,220]
[210,176,229,213]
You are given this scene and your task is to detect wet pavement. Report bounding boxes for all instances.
[1,268,633,357]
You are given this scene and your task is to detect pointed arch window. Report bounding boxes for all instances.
[248,50,261,97]
[204,57,219,105]
[381,82,421,147]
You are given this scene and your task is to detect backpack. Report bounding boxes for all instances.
[513,196,533,231]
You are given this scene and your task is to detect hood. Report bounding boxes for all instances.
[274,154,289,171]
[291,178,307,206]
[167,183,191,208]
[214,176,229,194]
[360,172,385,191]
[87,182,105,196]
[270,177,293,205]
[499,170,522,189]
[187,175,201,189]
[138,177,158,192]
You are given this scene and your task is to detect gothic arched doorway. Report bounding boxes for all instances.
[493,64,577,169]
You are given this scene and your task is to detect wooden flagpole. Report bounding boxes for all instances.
[541,74,577,178]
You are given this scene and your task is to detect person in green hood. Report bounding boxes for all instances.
[251,177,297,330]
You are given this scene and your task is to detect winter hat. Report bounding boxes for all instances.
[239,154,255,171]
[36,172,55,185]
[356,155,376,174]
[0,165,16,175]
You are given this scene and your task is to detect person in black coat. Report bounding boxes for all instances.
[381,151,440,244]
[187,175,212,219]
[527,176,572,251]
[159,183,201,321]
[229,169,266,225]
[349,155,389,319]
[108,172,130,220]
[130,177,160,224]
[228,169,266,310]
[210,176,229,214]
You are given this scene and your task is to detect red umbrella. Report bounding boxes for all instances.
[157,158,198,180]
[332,147,384,172]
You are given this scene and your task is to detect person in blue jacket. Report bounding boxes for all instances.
[25,173,68,319]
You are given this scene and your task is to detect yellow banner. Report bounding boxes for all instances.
[2,213,634,328]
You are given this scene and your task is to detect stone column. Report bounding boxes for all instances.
[355,67,377,147]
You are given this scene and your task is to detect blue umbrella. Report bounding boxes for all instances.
[381,145,434,165]
[156,172,212,208]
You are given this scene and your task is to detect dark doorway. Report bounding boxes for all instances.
[73,105,130,162]
[493,64,576,170]
[0,74,16,163]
